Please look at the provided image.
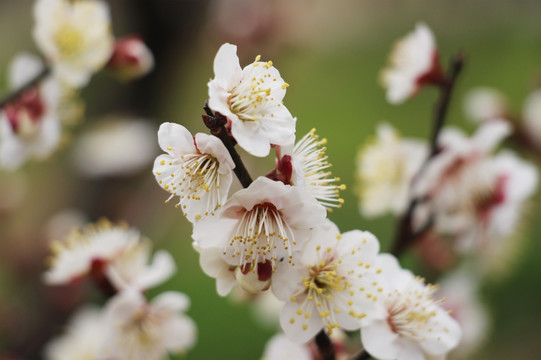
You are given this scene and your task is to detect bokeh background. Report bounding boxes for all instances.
[1,0,541,359]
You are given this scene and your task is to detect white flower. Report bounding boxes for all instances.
[71,117,158,178]
[106,239,176,292]
[44,306,104,360]
[100,290,197,360]
[381,23,441,104]
[208,43,296,157]
[33,0,114,88]
[193,177,326,276]
[522,89,541,147]
[0,53,61,170]
[261,333,312,360]
[272,220,381,343]
[44,219,140,285]
[360,254,461,360]
[356,123,427,218]
[195,243,238,296]
[277,128,346,209]
[153,122,235,223]
[463,87,508,123]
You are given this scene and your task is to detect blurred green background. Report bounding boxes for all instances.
[1,0,541,359]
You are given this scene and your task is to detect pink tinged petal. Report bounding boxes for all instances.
[192,216,238,249]
[396,338,426,360]
[133,250,176,290]
[270,257,307,301]
[212,43,242,89]
[231,120,272,157]
[198,247,236,296]
[105,290,145,323]
[9,53,44,89]
[262,333,312,360]
[338,230,380,258]
[194,132,235,173]
[157,122,196,155]
[361,320,401,360]
[472,119,511,153]
[279,300,324,343]
[161,316,197,352]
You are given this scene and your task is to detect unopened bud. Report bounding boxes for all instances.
[235,262,272,294]
[106,36,154,82]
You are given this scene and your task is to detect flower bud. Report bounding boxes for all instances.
[106,36,154,82]
[234,262,272,294]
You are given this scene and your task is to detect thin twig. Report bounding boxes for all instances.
[202,103,253,188]
[0,66,51,108]
[315,330,335,360]
[389,52,464,258]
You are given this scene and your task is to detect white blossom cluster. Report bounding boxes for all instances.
[0,0,154,171]
[151,42,462,360]
[43,219,197,360]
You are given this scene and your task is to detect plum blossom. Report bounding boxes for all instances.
[100,290,197,360]
[273,128,346,210]
[44,306,104,360]
[356,123,427,218]
[33,0,114,88]
[360,254,461,360]
[153,122,235,223]
[0,53,61,170]
[272,220,381,343]
[208,43,296,157]
[414,121,537,254]
[522,89,541,147]
[381,23,442,104]
[193,176,326,282]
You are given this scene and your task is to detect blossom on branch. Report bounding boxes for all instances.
[381,23,443,104]
[106,36,155,82]
[360,254,461,360]
[0,53,61,170]
[261,333,312,360]
[193,176,326,290]
[356,123,427,218]
[33,0,114,88]
[272,220,381,343]
[153,122,235,223]
[208,43,296,157]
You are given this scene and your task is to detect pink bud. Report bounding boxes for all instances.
[106,36,154,82]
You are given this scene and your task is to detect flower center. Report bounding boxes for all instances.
[227,57,276,122]
[226,202,294,269]
[4,87,46,137]
[386,280,439,339]
[54,22,84,58]
[162,153,222,220]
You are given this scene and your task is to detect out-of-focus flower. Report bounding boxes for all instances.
[463,87,508,124]
[208,43,296,157]
[272,220,381,343]
[360,254,461,360]
[71,117,158,178]
[44,209,87,243]
[356,123,427,218]
[261,333,312,360]
[106,36,154,82]
[273,129,345,210]
[414,121,537,255]
[106,239,176,292]
[33,0,114,88]
[437,268,490,359]
[44,219,139,285]
[44,306,104,360]
[100,290,196,360]
[153,122,235,223]
[381,23,442,104]
[0,53,61,170]
[522,89,541,146]
[193,177,326,281]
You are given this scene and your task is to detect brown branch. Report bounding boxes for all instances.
[352,349,372,360]
[202,102,253,188]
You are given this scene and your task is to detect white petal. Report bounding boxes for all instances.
[279,300,323,343]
